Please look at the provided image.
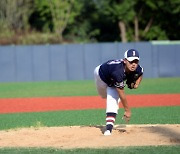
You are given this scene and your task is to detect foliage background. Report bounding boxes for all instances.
[0,0,179,45]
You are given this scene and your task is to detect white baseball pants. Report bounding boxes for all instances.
[94,65,120,114]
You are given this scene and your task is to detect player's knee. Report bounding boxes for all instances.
[107,95,119,103]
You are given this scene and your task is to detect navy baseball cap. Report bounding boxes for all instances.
[124,49,140,61]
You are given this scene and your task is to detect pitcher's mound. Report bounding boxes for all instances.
[0,124,179,149]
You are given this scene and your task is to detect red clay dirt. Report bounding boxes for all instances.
[0,94,180,113]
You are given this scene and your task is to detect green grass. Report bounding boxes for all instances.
[125,77,180,94]
[0,106,179,130]
[0,80,96,98]
[0,78,180,98]
[0,146,180,154]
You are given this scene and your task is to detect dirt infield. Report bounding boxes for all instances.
[0,94,180,113]
[0,124,179,148]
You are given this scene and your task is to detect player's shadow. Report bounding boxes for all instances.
[94,125,106,134]
[80,125,106,134]
[94,125,127,134]
[145,125,180,144]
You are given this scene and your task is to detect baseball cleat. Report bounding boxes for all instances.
[104,130,111,136]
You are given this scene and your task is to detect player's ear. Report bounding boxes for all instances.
[123,58,127,64]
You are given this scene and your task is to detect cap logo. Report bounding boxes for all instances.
[133,50,136,56]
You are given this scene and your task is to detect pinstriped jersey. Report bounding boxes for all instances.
[99,59,143,89]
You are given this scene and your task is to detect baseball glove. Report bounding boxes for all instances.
[126,73,140,89]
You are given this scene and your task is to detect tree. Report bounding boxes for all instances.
[48,0,75,42]
[95,0,136,42]
[94,0,180,42]
[64,0,99,42]
[29,0,53,32]
[0,0,32,32]
[133,0,180,40]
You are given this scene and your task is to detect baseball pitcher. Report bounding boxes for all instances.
[94,49,143,135]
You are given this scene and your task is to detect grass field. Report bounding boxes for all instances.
[0,106,179,130]
[0,77,180,98]
[0,146,180,154]
[0,78,179,153]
